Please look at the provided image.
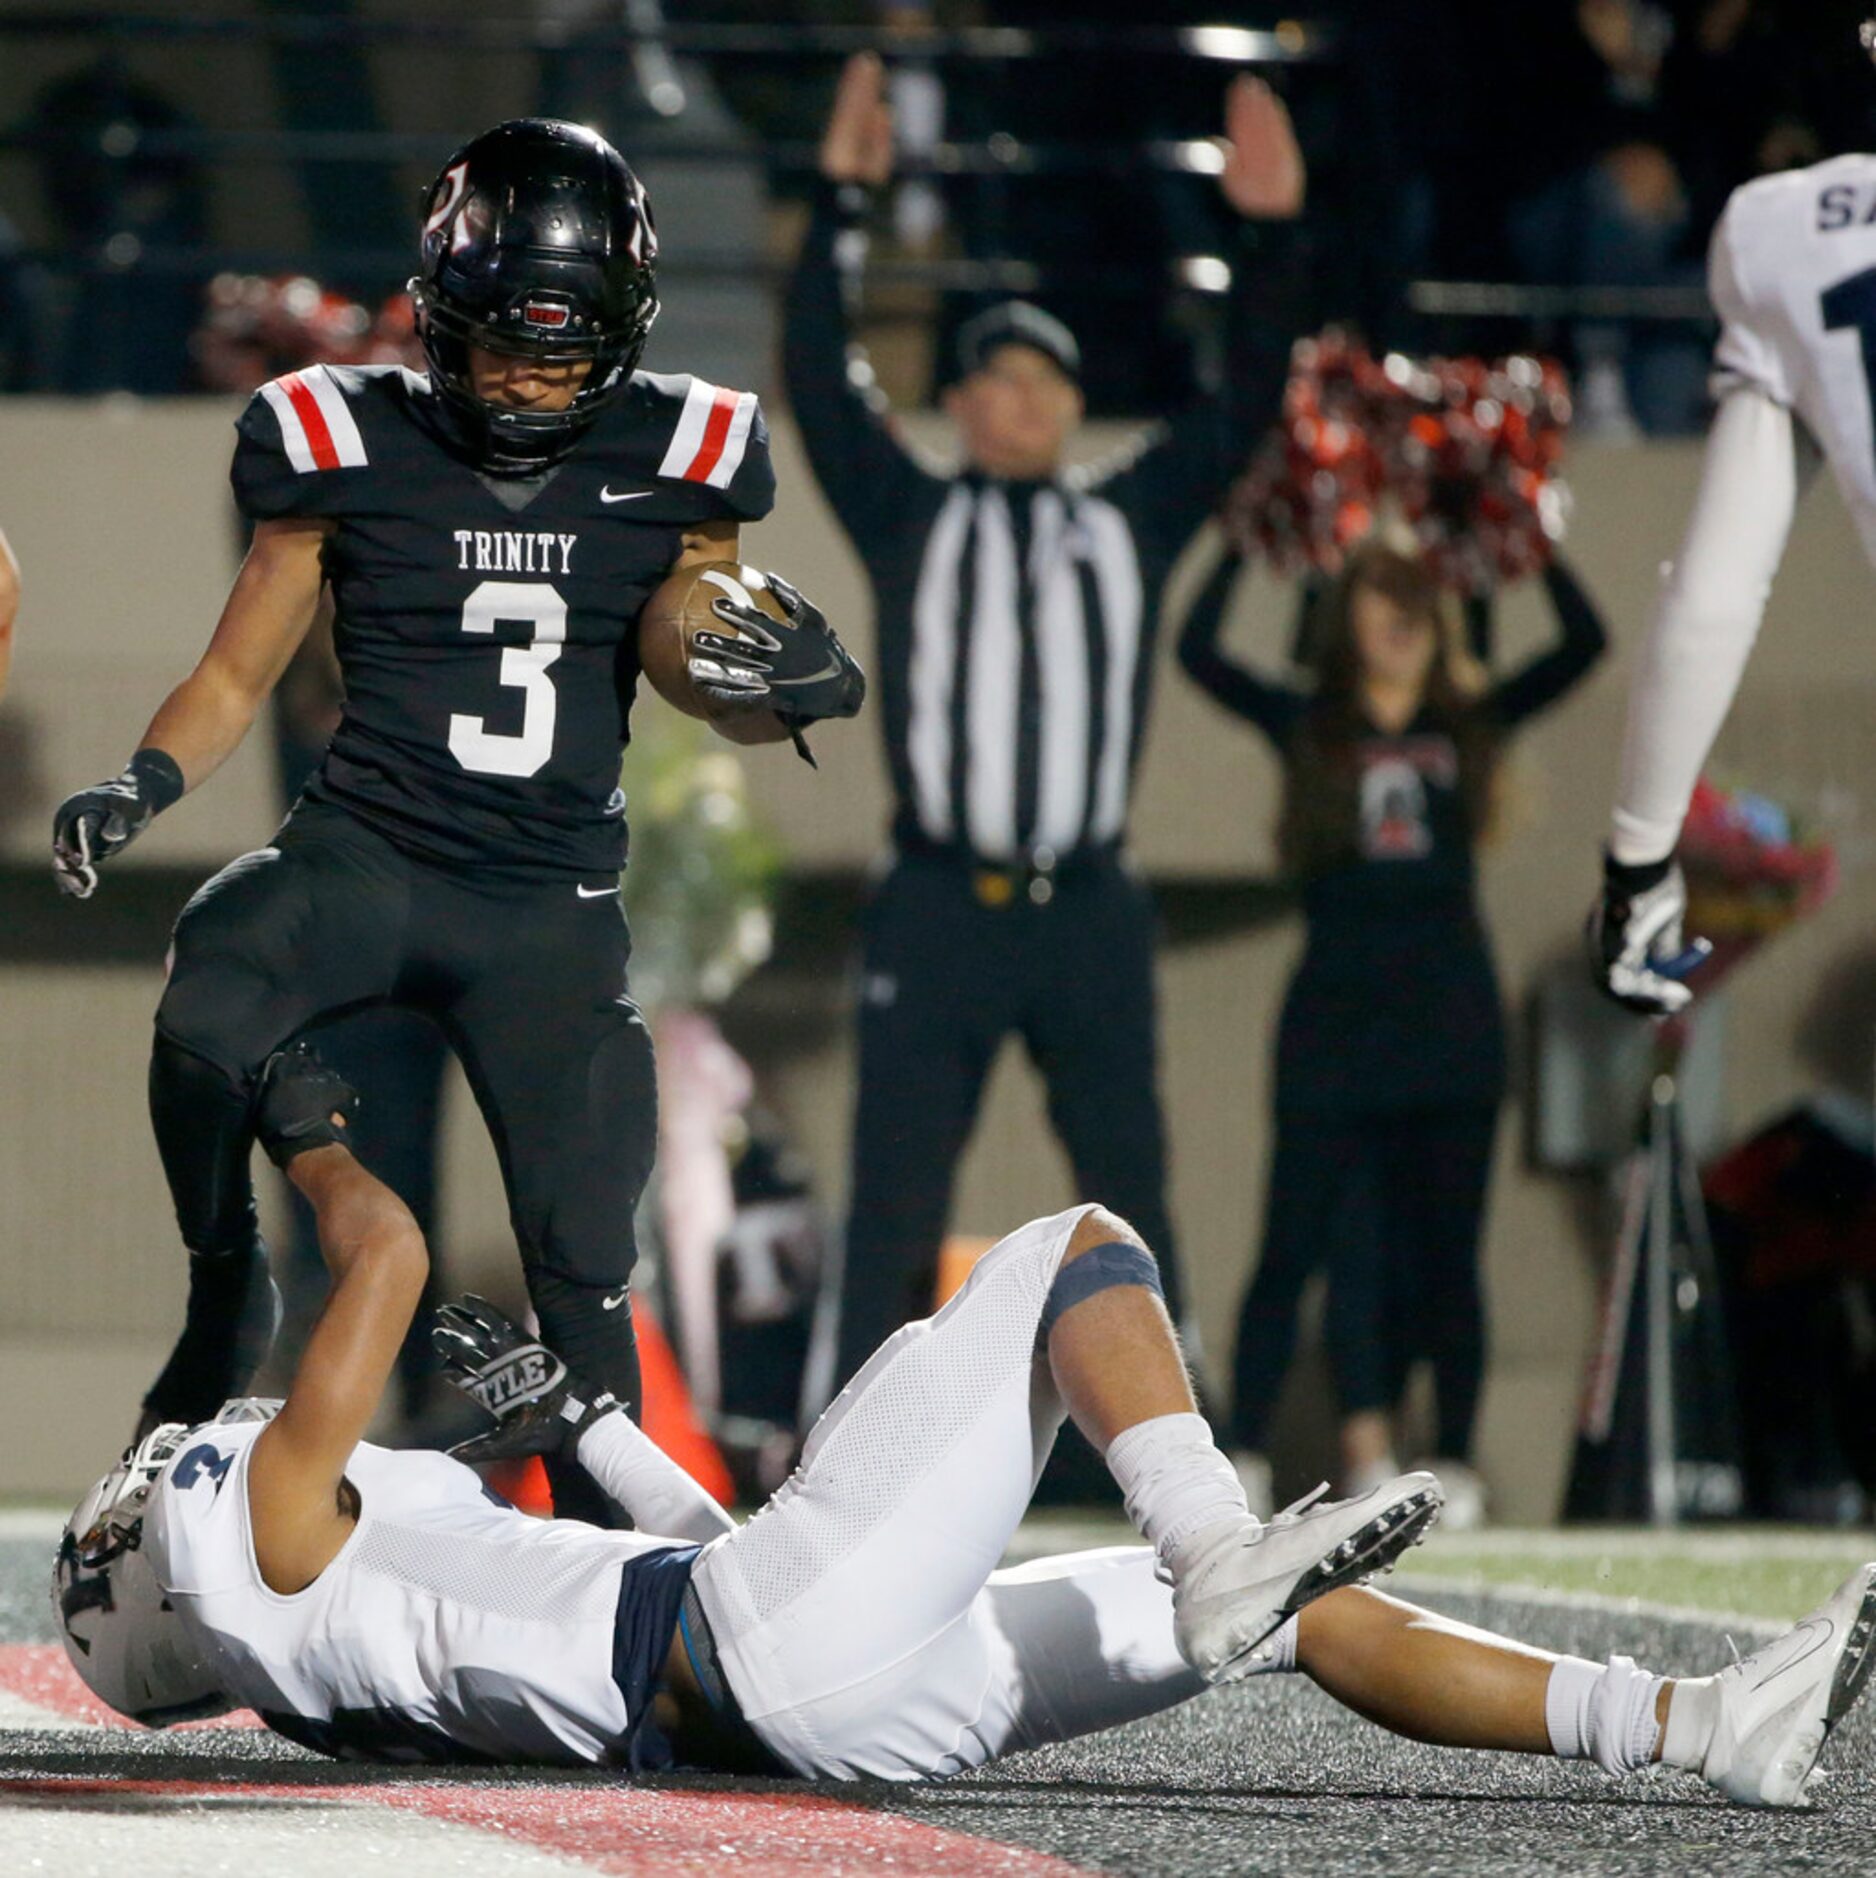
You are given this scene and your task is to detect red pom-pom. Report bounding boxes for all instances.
[1226,331,1573,593]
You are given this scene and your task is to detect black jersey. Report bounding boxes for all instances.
[232,363,775,877]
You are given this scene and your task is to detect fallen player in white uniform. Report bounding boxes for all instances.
[56,1048,1876,1802]
[1592,13,1876,1011]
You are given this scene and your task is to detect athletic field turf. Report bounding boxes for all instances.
[5,1510,1871,1877]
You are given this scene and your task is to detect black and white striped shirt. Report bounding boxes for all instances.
[786,182,1309,868]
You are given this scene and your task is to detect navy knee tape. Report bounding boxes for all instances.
[1039,1241,1164,1343]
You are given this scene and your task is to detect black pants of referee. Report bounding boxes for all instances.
[146,800,657,1525]
[835,848,1182,1394]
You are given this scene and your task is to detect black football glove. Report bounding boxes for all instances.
[691,571,866,754]
[253,1042,360,1168]
[52,749,185,899]
[1587,851,1711,1016]
[433,1295,620,1465]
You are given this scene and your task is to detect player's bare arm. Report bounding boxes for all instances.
[51,516,330,897]
[0,523,19,702]
[142,517,333,788]
[240,1051,425,1594]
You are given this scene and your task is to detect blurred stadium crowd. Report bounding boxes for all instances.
[1,2,1873,429]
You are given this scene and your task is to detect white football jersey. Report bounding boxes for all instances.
[1710,152,1876,563]
[143,1419,697,1766]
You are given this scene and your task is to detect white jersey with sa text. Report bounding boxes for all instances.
[142,1419,697,1767]
[1710,152,1876,563]
[1609,154,1876,863]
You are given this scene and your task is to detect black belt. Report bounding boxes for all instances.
[896,833,1122,908]
[668,1582,792,1777]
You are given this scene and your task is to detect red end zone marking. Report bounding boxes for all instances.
[381,1785,1094,1876]
[0,1647,1092,1874]
[279,370,341,470]
[0,1644,262,1730]
[683,386,739,483]
[1,1775,1092,1876]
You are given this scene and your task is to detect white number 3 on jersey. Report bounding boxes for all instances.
[447,580,566,779]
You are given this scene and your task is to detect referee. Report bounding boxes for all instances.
[792,54,1310,1394]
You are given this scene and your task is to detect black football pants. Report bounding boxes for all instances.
[834,850,1182,1395]
[148,801,656,1522]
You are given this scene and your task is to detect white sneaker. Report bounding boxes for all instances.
[1413,1457,1487,1532]
[1171,1472,1444,1684]
[1699,1562,1876,1807]
[1229,1449,1274,1522]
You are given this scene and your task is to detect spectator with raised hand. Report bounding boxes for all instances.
[789,53,1313,1461]
[1179,537,1608,1527]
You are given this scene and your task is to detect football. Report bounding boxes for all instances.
[638,559,788,721]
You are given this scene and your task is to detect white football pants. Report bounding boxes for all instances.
[690,1205,1214,1780]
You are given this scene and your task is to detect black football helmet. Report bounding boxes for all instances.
[411,118,658,473]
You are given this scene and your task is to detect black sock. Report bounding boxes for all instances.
[528,1267,643,1529]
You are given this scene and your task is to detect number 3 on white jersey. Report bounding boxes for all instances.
[447,580,565,778]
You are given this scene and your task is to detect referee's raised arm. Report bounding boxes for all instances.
[1085,76,1313,561]
[783,53,935,543]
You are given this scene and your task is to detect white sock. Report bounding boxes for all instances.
[1659,1675,1719,1772]
[1104,1412,1249,1559]
[1545,1654,1666,1775]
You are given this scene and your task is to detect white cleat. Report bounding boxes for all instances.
[1700,1562,1876,1808]
[1171,1472,1445,1685]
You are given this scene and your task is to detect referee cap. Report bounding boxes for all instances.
[955,301,1081,383]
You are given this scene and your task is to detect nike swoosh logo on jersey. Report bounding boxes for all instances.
[600,486,653,503]
[601,1288,630,1311]
[576,884,617,899]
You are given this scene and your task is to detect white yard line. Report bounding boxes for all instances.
[1393,1570,1783,1642]
[0,1688,91,1730]
[0,1791,596,1878]
[0,1509,64,1541]
[1419,1527,1873,1564]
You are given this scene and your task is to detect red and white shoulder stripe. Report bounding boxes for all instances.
[657,378,760,489]
[258,365,369,473]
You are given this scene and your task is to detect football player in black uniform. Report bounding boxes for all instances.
[51,120,863,1525]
